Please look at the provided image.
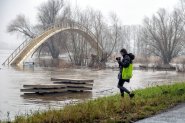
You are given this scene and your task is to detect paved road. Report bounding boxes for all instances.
[136,103,185,123]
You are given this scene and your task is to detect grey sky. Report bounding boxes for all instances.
[0,0,178,49]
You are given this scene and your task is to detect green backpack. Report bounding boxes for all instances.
[122,64,133,79]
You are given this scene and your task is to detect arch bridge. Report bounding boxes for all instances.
[2,20,103,66]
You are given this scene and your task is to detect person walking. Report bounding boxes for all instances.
[116,48,135,98]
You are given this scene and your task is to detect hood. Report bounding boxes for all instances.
[128,53,135,60]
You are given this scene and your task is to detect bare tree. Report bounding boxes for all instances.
[141,8,185,65]
[36,0,66,58]
[104,13,122,60]
[132,25,148,56]
[7,15,35,39]
[7,0,68,59]
[37,0,64,28]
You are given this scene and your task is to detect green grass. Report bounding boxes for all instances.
[11,82,185,123]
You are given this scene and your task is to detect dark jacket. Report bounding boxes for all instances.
[118,53,135,80]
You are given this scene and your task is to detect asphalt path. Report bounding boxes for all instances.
[136,103,185,123]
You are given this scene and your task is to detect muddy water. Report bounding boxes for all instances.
[0,50,185,120]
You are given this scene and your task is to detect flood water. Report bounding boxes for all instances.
[0,49,185,120]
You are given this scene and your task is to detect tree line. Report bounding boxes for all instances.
[7,0,185,66]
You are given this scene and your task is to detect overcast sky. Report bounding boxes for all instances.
[0,0,179,49]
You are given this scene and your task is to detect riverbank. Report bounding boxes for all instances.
[8,82,185,123]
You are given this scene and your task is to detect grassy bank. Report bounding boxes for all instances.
[12,82,185,123]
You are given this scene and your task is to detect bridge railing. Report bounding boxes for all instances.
[37,20,100,48]
[2,23,58,65]
[2,39,31,65]
[3,20,102,65]
[46,21,100,47]
[40,21,102,50]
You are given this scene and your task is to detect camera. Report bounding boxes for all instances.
[116,57,121,61]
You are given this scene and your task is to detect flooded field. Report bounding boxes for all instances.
[0,50,185,120]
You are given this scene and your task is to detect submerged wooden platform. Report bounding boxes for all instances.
[21,78,94,94]
[51,78,93,83]
[21,88,67,93]
[23,84,66,89]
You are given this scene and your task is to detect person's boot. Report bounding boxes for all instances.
[129,93,135,98]
[121,92,124,97]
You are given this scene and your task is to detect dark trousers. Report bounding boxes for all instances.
[117,79,130,94]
